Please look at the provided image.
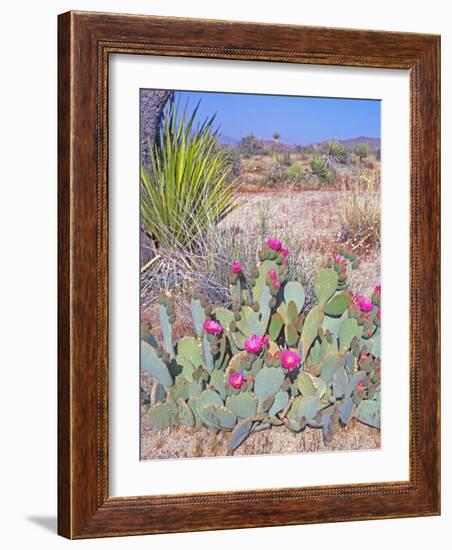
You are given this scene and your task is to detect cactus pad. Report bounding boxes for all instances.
[226,392,258,418]
[149,402,175,430]
[159,303,175,358]
[339,397,354,425]
[297,372,317,397]
[339,318,363,352]
[268,390,289,416]
[191,296,205,337]
[284,281,305,313]
[288,395,321,423]
[314,268,338,305]
[177,398,195,427]
[301,305,324,356]
[354,399,380,428]
[214,307,235,332]
[324,292,352,316]
[254,367,284,401]
[141,341,173,387]
[269,312,284,341]
[229,419,253,450]
[200,404,237,430]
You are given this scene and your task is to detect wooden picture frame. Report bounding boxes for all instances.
[58,10,440,539]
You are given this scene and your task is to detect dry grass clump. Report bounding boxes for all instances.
[141,193,325,312]
[338,172,381,250]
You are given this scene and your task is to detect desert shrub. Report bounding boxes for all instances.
[310,155,334,185]
[284,161,303,185]
[222,147,242,179]
[237,133,268,157]
[141,241,381,452]
[338,174,380,248]
[141,97,240,249]
[264,157,304,188]
[274,151,291,166]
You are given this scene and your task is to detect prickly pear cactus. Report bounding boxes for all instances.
[140,241,381,452]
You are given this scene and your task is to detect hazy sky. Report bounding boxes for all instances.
[173,90,380,145]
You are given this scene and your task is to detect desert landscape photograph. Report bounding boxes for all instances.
[139,90,381,459]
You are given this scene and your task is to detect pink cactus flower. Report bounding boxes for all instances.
[266,238,282,251]
[332,252,341,263]
[373,284,381,296]
[229,372,244,389]
[281,349,302,371]
[377,307,381,320]
[245,334,269,354]
[245,334,264,354]
[357,381,364,391]
[281,247,290,258]
[360,352,368,360]
[355,294,374,313]
[267,268,280,289]
[231,262,242,274]
[203,319,223,335]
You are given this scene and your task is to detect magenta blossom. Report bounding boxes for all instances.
[267,268,280,289]
[373,284,381,296]
[229,372,244,389]
[355,294,374,313]
[231,262,242,274]
[245,334,269,354]
[281,247,290,258]
[266,238,282,251]
[332,252,341,263]
[203,319,223,335]
[281,349,302,371]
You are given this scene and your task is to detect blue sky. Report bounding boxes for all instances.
[174,90,380,145]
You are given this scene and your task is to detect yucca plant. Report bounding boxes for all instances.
[354,143,369,161]
[324,140,347,167]
[310,154,334,185]
[141,97,240,250]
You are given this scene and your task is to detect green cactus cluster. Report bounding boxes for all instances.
[141,241,381,452]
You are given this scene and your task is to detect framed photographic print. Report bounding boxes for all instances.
[58,11,440,538]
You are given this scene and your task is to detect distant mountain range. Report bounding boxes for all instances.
[327,136,380,150]
[220,135,380,151]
